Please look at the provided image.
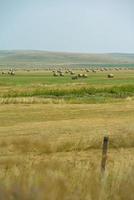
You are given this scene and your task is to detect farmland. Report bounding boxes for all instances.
[0,69,134,104]
[0,51,134,199]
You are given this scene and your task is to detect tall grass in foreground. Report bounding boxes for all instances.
[0,157,133,200]
[1,132,134,154]
[0,135,134,199]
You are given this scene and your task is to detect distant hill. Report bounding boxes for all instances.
[0,50,134,66]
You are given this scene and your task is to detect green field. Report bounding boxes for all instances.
[0,70,134,104]
[0,70,134,86]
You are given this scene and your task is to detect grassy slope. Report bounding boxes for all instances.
[0,50,134,65]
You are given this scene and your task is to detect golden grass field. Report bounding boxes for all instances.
[0,98,134,199]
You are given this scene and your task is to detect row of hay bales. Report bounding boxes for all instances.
[52,67,118,76]
[53,71,64,76]
[52,67,115,79]
[52,69,88,79]
[63,66,133,73]
[72,73,114,79]
[83,67,125,72]
[72,74,88,79]
[52,68,115,79]
[1,68,114,79]
[53,70,76,77]
[2,66,131,74]
[1,69,15,75]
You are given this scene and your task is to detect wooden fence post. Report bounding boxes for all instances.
[101,136,109,174]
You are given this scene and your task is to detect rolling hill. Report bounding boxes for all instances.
[0,50,134,66]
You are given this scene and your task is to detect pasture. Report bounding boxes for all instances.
[0,69,134,86]
[0,67,134,199]
[0,69,134,104]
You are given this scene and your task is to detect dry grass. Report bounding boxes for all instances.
[0,101,134,199]
[0,155,133,200]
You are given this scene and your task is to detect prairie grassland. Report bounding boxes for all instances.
[0,70,134,105]
[0,70,134,86]
[0,101,134,199]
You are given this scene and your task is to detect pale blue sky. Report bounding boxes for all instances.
[0,0,134,53]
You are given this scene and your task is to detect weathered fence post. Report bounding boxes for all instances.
[101,136,109,175]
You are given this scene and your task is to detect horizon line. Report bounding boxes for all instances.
[0,49,134,55]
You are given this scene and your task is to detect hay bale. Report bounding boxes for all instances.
[53,72,58,76]
[10,71,15,75]
[60,72,64,76]
[83,74,88,78]
[108,74,114,78]
[72,75,78,80]
[86,69,90,72]
[78,73,83,78]
[92,69,96,73]
[57,70,62,73]
[70,71,75,75]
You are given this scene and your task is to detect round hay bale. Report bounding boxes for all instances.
[60,72,64,76]
[86,69,90,72]
[10,71,15,75]
[72,75,78,80]
[92,69,96,73]
[70,71,75,75]
[53,72,58,76]
[83,74,88,78]
[78,73,83,78]
[108,74,114,78]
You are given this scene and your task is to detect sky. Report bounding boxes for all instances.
[0,0,134,53]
